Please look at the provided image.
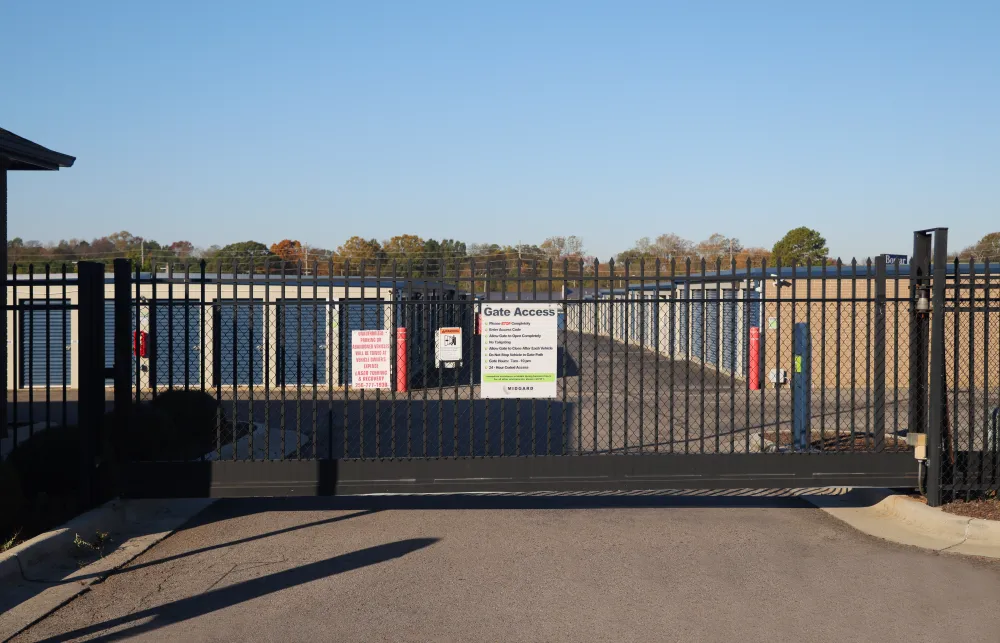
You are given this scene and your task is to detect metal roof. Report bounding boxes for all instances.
[7,272,461,291]
[619,262,1000,290]
[0,127,76,171]
[483,291,567,301]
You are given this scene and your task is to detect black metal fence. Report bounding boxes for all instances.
[119,257,916,460]
[939,257,1000,501]
[3,254,921,497]
[8,232,996,500]
[5,264,76,439]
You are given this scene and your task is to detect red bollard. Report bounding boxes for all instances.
[396,327,408,393]
[749,326,761,391]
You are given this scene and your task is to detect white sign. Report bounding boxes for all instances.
[351,329,391,389]
[480,302,559,398]
[436,327,462,367]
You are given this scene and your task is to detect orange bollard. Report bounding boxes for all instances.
[749,326,761,390]
[396,327,408,393]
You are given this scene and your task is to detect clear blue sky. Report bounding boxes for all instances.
[3,1,998,260]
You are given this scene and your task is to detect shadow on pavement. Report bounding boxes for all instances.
[61,489,881,586]
[30,537,439,643]
[198,488,883,513]
[68,508,381,582]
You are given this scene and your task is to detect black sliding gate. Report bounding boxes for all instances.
[34,232,1000,499]
[99,249,925,498]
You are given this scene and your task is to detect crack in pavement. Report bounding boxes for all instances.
[203,564,239,594]
[940,518,974,553]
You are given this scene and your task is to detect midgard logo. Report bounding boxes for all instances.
[482,307,557,317]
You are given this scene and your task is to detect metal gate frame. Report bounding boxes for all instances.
[107,254,920,498]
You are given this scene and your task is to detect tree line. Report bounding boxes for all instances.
[7,228,999,278]
[4,232,591,276]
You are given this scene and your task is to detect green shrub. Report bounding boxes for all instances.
[2,390,229,545]
[110,390,225,461]
[107,402,170,462]
[149,390,224,459]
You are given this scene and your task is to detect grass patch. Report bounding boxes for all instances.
[2,528,22,553]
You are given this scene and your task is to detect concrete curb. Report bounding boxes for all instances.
[804,488,1000,558]
[0,499,128,584]
[0,498,216,642]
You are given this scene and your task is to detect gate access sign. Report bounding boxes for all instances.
[480,303,559,398]
[351,329,392,389]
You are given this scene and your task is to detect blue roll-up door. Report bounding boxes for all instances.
[341,300,384,384]
[104,300,116,386]
[279,300,328,385]
[150,302,201,387]
[216,301,264,386]
[705,290,719,365]
[691,289,704,360]
[722,290,737,372]
[19,300,71,387]
[678,287,689,357]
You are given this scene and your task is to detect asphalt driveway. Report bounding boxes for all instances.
[13,494,1000,643]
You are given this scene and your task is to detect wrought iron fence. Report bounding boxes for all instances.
[940,259,1000,500]
[4,264,77,458]
[6,257,922,461]
[27,249,1000,497]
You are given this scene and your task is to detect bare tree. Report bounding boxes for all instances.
[651,233,694,259]
[540,235,585,259]
[696,233,743,262]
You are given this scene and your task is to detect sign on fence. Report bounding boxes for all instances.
[480,303,559,399]
[435,327,462,367]
[351,329,392,389]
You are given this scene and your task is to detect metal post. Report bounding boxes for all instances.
[113,259,132,488]
[77,261,106,508]
[909,232,932,437]
[927,228,948,506]
[792,322,811,451]
[0,159,8,439]
[873,255,887,451]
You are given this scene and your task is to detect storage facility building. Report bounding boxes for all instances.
[6,272,467,391]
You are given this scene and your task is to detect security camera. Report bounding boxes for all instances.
[769,275,791,288]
